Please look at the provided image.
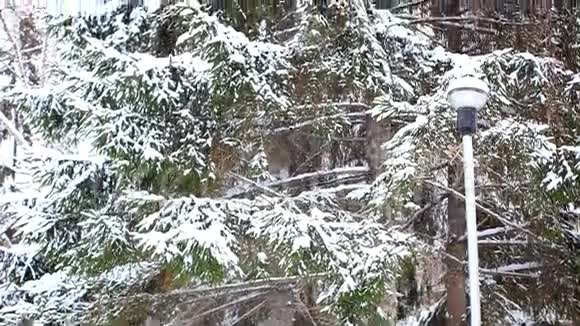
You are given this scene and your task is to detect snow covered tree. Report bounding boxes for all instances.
[1,1,579,325]
[0,2,421,324]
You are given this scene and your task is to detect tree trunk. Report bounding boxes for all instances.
[445,162,467,326]
[472,0,482,13]
[446,0,462,51]
[430,0,438,16]
[520,0,530,16]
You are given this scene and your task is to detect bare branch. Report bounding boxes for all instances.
[457,226,519,242]
[293,287,318,326]
[226,167,370,198]
[388,0,428,12]
[477,240,529,245]
[181,291,270,323]
[401,194,449,230]
[0,109,31,148]
[268,102,371,134]
[480,268,539,278]
[432,21,496,35]
[231,299,267,325]
[227,172,285,198]
[444,251,540,278]
[423,179,538,239]
[396,14,539,26]
[40,25,49,87]
[0,10,30,88]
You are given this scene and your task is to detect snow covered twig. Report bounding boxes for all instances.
[226,166,370,198]
[0,109,30,148]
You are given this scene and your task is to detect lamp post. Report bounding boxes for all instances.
[447,76,489,326]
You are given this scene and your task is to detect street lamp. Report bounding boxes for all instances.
[447,76,489,326]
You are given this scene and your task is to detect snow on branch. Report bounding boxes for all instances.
[225,166,370,198]
[396,14,539,27]
[423,179,538,240]
[270,103,371,134]
[0,110,30,149]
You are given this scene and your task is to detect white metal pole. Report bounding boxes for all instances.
[462,134,481,326]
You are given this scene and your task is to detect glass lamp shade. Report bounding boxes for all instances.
[447,77,489,111]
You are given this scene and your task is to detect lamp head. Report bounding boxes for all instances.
[447,76,489,111]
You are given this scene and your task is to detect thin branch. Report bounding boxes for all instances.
[432,21,496,35]
[163,274,328,299]
[480,268,539,278]
[40,24,50,87]
[298,131,366,142]
[182,291,270,323]
[227,172,285,198]
[396,14,539,26]
[0,10,30,89]
[293,287,318,326]
[423,179,538,239]
[444,251,540,278]
[269,102,371,134]
[477,240,529,245]
[493,262,542,273]
[226,167,370,198]
[231,299,267,325]
[0,110,31,149]
[401,194,449,230]
[388,0,428,12]
[457,226,519,242]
